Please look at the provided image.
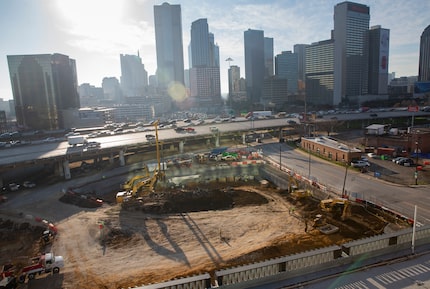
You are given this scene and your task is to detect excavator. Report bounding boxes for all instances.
[288,173,312,199]
[121,166,151,191]
[320,198,351,221]
[116,120,164,203]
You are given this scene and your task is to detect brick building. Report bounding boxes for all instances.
[301,136,362,163]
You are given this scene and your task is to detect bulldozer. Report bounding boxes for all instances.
[320,198,351,221]
[116,120,164,203]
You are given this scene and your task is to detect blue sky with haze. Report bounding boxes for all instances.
[0,0,428,100]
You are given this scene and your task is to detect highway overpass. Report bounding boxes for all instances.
[0,109,428,184]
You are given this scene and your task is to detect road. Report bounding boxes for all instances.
[262,142,430,225]
[1,107,429,166]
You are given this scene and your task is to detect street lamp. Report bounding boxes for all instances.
[415,141,419,185]
[342,149,350,197]
[279,144,282,171]
[308,144,311,178]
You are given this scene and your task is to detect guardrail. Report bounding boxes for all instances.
[129,225,430,289]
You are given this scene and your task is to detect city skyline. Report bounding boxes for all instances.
[0,0,428,101]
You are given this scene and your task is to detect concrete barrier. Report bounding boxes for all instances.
[133,273,211,289]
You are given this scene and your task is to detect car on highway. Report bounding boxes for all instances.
[86,141,101,149]
[350,160,370,168]
[3,183,20,192]
[22,181,36,188]
[43,137,57,143]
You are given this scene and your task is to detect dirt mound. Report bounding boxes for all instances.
[122,185,268,213]
[59,191,103,208]
[0,218,47,268]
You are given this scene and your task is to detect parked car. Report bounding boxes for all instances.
[394,157,408,164]
[392,157,406,163]
[367,153,378,159]
[398,158,414,166]
[350,160,370,168]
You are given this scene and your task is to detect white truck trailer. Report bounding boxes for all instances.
[68,135,87,147]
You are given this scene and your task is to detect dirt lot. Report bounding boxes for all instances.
[0,134,418,289]
[0,176,410,289]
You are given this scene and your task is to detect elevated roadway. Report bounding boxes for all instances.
[0,109,428,183]
[0,118,294,182]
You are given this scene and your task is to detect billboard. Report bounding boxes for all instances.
[414,82,430,94]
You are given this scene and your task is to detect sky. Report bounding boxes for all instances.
[0,0,428,101]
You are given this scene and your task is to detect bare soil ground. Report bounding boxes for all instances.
[0,178,408,289]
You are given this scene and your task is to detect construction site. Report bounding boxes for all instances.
[0,124,413,289]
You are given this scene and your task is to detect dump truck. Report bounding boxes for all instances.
[19,253,64,281]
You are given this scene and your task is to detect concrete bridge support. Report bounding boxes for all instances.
[179,141,184,154]
[62,160,71,180]
[119,149,125,166]
[54,161,64,178]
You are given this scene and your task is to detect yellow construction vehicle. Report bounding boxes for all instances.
[320,198,351,220]
[121,167,151,191]
[288,173,312,199]
[116,120,164,203]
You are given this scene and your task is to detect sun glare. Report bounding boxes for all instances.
[56,0,124,37]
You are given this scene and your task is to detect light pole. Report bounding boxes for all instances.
[306,124,313,179]
[308,146,311,178]
[279,144,282,171]
[415,141,419,185]
[342,149,350,197]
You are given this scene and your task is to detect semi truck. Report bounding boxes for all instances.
[68,135,87,147]
[19,253,64,281]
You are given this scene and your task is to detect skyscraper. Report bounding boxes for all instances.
[154,3,185,88]
[190,19,219,68]
[189,18,221,109]
[7,53,80,130]
[264,37,274,77]
[275,51,298,95]
[305,39,335,106]
[120,53,148,97]
[419,25,430,82]
[244,29,265,105]
[333,1,370,105]
[366,26,389,94]
[294,44,310,91]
